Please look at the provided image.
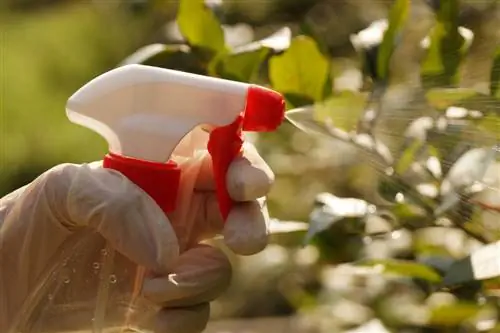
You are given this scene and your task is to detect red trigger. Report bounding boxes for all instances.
[207,85,285,222]
[207,114,245,221]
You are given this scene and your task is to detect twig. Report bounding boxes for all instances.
[469,199,500,214]
[451,220,491,244]
[356,82,387,135]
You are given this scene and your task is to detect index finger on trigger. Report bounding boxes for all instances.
[226,142,275,202]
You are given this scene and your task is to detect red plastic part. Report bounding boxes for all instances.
[208,85,285,222]
[243,85,286,131]
[207,114,245,221]
[103,153,181,214]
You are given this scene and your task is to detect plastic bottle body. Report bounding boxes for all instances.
[9,230,157,333]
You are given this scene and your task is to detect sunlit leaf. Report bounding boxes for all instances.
[268,219,309,246]
[477,114,500,140]
[232,26,292,54]
[470,161,500,239]
[283,93,315,108]
[443,241,500,286]
[490,47,500,98]
[437,147,496,215]
[349,19,387,80]
[364,214,393,235]
[391,202,430,227]
[211,48,269,82]
[269,35,330,102]
[395,140,424,175]
[421,0,465,86]
[429,303,486,327]
[472,161,500,208]
[221,23,254,49]
[304,192,375,244]
[377,0,410,81]
[268,218,309,234]
[426,90,497,129]
[354,259,442,283]
[350,19,387,51]
[426,147,443,179]
[440,147,496,197]
[177,0,225,54]
[345,319,391,333]
[314,91,368,132]
[426,88,480,110]
[211,27,293,81]
[435,192,462,217]
[404,117,435,141]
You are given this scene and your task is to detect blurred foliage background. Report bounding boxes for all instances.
[1,0,500,332]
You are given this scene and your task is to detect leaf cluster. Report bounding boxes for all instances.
[120,0,500,331]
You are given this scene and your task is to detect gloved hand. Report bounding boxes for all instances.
[0,128,274,333]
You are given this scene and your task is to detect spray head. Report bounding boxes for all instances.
[66,64,285,218]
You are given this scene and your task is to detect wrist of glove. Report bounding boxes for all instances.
[0,140,274,333]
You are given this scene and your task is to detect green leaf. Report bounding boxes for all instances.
[211,48,269,82]
[490,47,500,98]
[443,241,500,286]
[425,88,481,110]
[364,214,393,235]
[283,93,315,109]
[429,303,485,327]
[344,319,390,333]
[269,35,330,102]
[268,219,309,246]
[314,91,368,132]
[209,27,292,82]
[394,140,424,175]
[390,202,430,228]
[418,255,456,275]
[232,26,291,54]
[440,147,496,196]
[177,0,225,54]
[353,259,442,283]
[376,0,410,81]
[304,192,374,244]
[477,114,500,140]
[421,0,465,86]
[436,147,496,216]
[268,219,309,234]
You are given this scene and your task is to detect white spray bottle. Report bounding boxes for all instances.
[10,64,285,333]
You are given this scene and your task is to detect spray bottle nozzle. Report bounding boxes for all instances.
[243,85,286,132]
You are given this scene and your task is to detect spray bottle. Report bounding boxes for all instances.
[10,64,285,333]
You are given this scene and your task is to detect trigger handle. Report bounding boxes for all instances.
[207,114,245,222]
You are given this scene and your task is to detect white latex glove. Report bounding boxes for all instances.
[0,128,274,333]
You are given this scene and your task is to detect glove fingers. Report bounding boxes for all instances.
[227,142,275,202]
[64,162,180,274]
[222,197,270,255]
[199,194,269,256]
[147,303,210,333]
[195,142,275,202]
[142,244,232,308]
